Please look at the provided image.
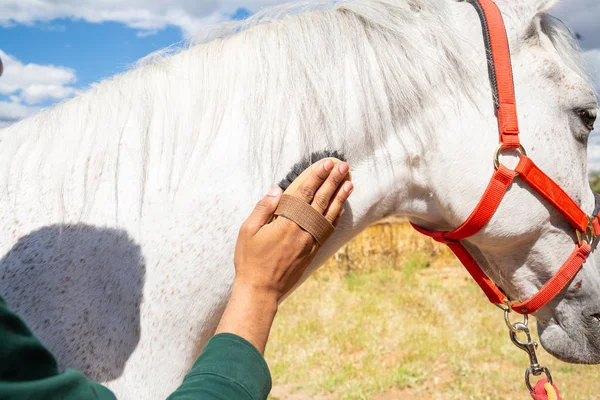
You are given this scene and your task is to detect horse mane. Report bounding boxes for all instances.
[145,0,588,171]
[133,0,484,188]
[0,0,585,223]
[134,0,479,170]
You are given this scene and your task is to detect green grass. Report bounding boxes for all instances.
[265,239,600,399]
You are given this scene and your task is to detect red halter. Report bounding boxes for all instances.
[411,0,600,315]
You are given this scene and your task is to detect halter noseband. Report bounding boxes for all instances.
[411,0,600,315]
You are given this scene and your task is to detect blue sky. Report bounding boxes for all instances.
[0,0,598,166]
[1,20,181,96]
[0,7,251,90]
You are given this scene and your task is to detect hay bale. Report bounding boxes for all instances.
[324,219,456,274]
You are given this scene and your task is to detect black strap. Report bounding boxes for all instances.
[467,0,500,108]
[593,193,600,218]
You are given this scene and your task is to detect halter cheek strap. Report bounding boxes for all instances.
[411,0,599,315]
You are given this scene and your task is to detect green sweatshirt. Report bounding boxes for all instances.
[0,295,272,399]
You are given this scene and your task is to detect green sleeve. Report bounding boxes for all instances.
[0,295,117,400]
[167,333,272,400]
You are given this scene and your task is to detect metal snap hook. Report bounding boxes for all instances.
[510,327,537,362]
[508,321,554,393]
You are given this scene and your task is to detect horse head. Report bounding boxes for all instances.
[398,0,599,364]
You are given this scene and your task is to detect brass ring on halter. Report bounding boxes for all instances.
[576,218,598,246]
[493,144,527,170]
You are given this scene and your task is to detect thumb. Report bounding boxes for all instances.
[244,186,283,235]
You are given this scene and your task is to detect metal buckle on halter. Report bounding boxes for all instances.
[493,144,527,170]
[576,217,598,246]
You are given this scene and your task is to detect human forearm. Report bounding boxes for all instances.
[214,280,278,354]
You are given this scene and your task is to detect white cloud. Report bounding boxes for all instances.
[0,99,41,123]
[0,0,282,38]
[0,49,77,126]
[19,84,77,105]
[0,49,77,103]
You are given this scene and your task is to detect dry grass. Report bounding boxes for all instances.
[265,221,600,400]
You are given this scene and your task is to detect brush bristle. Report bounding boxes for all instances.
[278,150,346,190]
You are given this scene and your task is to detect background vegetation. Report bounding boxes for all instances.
[590,171,600,193]
[265,219,600,400]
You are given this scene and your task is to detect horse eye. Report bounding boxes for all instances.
[578,109,597,131]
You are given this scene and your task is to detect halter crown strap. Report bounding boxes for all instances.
[468,0,520,148]
[411,0,598,315]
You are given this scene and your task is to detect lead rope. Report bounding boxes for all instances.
[531,381,559,400]
[498,305,562,400]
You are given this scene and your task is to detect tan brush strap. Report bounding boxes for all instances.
[274,194,335,245]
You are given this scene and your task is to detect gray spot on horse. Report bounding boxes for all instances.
[0,224,145,382]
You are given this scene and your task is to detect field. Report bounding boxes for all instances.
[265,221,600,400]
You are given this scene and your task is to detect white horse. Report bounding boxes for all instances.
[0,0,598,398]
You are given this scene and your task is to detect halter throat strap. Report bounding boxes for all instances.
[411,0,599,315]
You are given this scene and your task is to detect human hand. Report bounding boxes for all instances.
[234,158,353,302]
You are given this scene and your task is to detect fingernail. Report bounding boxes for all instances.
[339,163,349,174]
[323,160,334,171]
[340,208,346,217]
[267,186,282,197]
[343,181,353,193]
